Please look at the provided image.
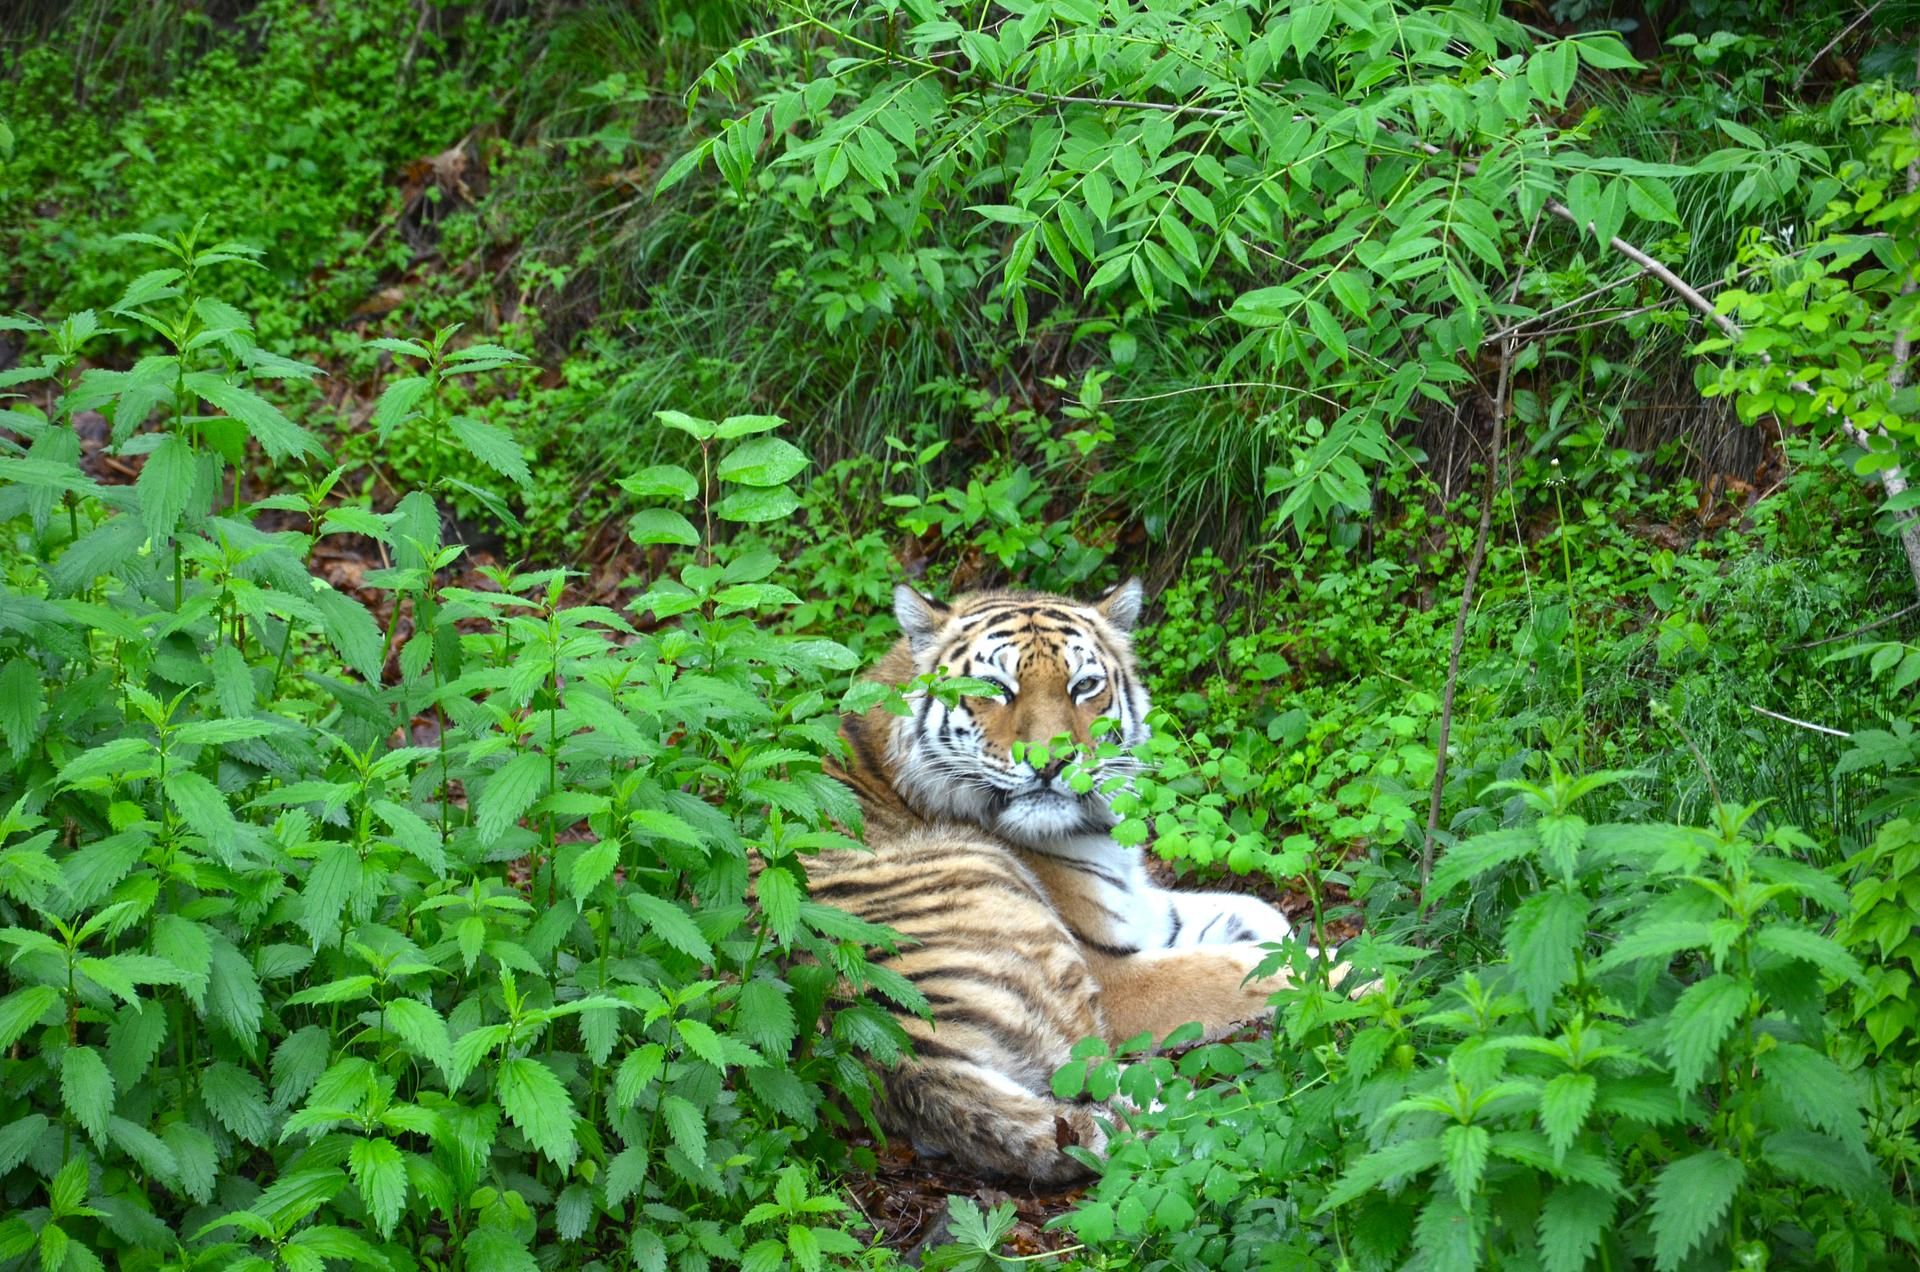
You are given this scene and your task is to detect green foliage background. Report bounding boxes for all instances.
[3,1,1920,1269]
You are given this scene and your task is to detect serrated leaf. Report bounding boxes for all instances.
[0,984,59,1049]
[477,751,548,845]
[1664,973,1748,1093]
[571,840,619,898]
[61,1045,115,1143]
[1441,1122,1489,1210]
[202,1061,272,1144]
[348,1137,407,1238]
[0,658,43,757]
[755,865,801,944]
[661,1093,708,1165]
[606,1146,648,1206]
[498,1056,578,1169]
[1506,888,1587,1024]
[0,1114,49,1174]
[1536,1184,1614,1272]
[1538,1073,1596,1161]
[184,372,324,463]
[207,937,265,1044]
[1649,1150,1743,1271]
[163,1123,218,1203]
[1756,1042,1865,1148]
[141,430,206,543]
[450,415,531,488]
[628,892,713,961]
[384,997,453,1080]
[166,769,243,863]
[1428,828,1538,896]
[465,1229,539,1272]
[311,583,384,682]
[1754,925,1865,985]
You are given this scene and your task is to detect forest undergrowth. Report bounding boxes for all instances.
[3,1,1920,1269]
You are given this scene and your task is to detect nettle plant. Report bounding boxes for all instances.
[0,243,913,1270]
[1045,773,1916,1271]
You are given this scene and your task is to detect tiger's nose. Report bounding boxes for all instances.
[1036,754,1067,781]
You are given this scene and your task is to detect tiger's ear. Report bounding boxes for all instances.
[1095,578,1145,633]
[893,584,950,653]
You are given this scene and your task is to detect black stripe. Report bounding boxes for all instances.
[1022,848,1128,891]
[905,1034,970,1062]
[1165,902,1182,949]
[1068,926,1141,957]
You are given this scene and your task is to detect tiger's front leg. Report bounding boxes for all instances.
[1162,887,1298,949]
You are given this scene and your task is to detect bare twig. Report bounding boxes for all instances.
[1792,602,1920,649]
[1421,334,1510,897]
[1795,1,1885,90]
[1105,380,1347,410]
[1422,210,1540,895]
[1486,266,1651,342]
[1747,704,1853,739]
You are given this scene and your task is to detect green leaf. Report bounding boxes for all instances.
[1536,1184,1615,1272]
[570,840,619,899]
[0,1114,49,1174]
[61,1045,114,1143]
[384,997,454,1081]
[628,892,714,961]
[1591,921,1712,973]
[717,436,809,487]
[1648,1150,1743,1271]
[450,415,531,488]
[57,737,158,788]
[1441,1123,1489,1210]
[1754,925,1865,985]
[1318,1138,1446,1212]
[465,1228,539,1272]
[0,658,42,757]
[165,769,243,863]
[713,486,800,523]
[311,583,384,682]
[756,865,801,944]
[1428,828,1538,897]
[1756,1043,1865,1148]
[498,1056,578,1168]
[713,413,785,439]
[348,1137,408,1239]
[1538,1073,1596,1161]
[138,431,200,540]
[661,1093,708,1165]
[654,409,714,440]
[628,508,701,547]
[371,798,447,874]
[674,1018,731,1068]
[184,372,324,463]
[0,984,57,1049]
[202,1061,272,1145]
[1664,973,1748,1093]
[618,465,699,501]
[477,751,548,845]
[370,375,430,438]
[1506,888,1586,1024]
[163,1124,218,1203]
[207,936,265,1043]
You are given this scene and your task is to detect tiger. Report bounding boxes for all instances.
[810,579,1339,1184]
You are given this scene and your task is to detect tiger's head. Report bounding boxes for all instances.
[864,581,1152,845]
